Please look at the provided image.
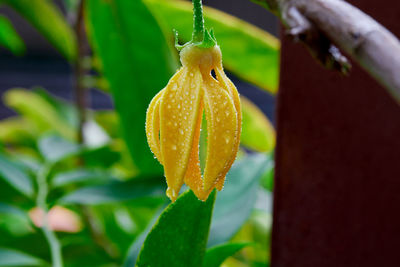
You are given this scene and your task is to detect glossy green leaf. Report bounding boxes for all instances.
[241,96,276,152]
[137,190,215,267]
[52,169,114,188]
[145,0,280,93]
[0,15,25,56]
[3,0,77,60]
[208,153,270,246]
[0,248,46,266]
[123,206,165,267]
[203,242,251,267]
[38,135,80,163]
[3,88,77,140]
[60,176,165,204]
[86,0,178,175]
[0,154,33,198]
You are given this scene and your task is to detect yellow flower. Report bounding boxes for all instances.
[146,45,241,202]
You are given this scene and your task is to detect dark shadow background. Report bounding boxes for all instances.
[0,0,278,122]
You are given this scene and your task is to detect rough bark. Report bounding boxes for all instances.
[252,0,400,103]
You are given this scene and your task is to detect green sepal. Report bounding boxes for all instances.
[173,29,185,51]
[175,28,217,51]
[197,28,217,48]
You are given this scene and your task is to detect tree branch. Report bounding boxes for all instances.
[252,0,400,103]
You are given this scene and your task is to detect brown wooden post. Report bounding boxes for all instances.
[271,1,400,266]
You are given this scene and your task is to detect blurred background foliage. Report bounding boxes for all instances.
[0,0,278,266]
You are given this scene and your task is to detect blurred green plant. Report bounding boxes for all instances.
[0,0,278,266]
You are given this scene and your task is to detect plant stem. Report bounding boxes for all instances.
[37,164,63,267]
[192,0,205,42]
[74,0,88,144]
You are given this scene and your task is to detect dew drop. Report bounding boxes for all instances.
[171,145,177,150]
[225,137,230,144]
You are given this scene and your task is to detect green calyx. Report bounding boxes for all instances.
[174,28,217,51]
[174,0,217,51]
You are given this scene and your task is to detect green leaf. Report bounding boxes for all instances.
[145,0,280,93]
[260,154,274,192]
[0,154,34,198]
[52,168,114,188]
[241,96,276,152]
[137,190,215,267]
[203,242,251,267]
[0,117,36,145]
[0,15,26,56]
[3,88,77,140]
[3,0,77,60]
[0,248,46,266]
[86,0,178,174]
[208,153,270,246]
[80,144,120,168]
[123,206,165,267]
[0,203,33,236]
[38,134,80,163]
[60,176,165,204]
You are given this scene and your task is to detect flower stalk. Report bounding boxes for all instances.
[192,0,204,42]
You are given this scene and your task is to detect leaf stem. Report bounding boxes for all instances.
[192,0,204,42]
[36,163,63,267]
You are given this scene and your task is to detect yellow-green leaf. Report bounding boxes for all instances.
[4,0,77,61]
[145,0,280,93]
[241,96,275,152]
[3,88,76,140]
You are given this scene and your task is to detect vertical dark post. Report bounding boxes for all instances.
[272,1,400,266]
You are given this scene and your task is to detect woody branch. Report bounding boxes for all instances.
[252,0,400,104]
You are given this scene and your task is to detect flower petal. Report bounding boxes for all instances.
[183,102,209,201]
[214,67,242,190]
[145,89,164,164]
[203,77,238,192]
[160,68,203,201]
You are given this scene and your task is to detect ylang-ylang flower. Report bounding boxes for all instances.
[146,0,241,202]
[146,43,241,202]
